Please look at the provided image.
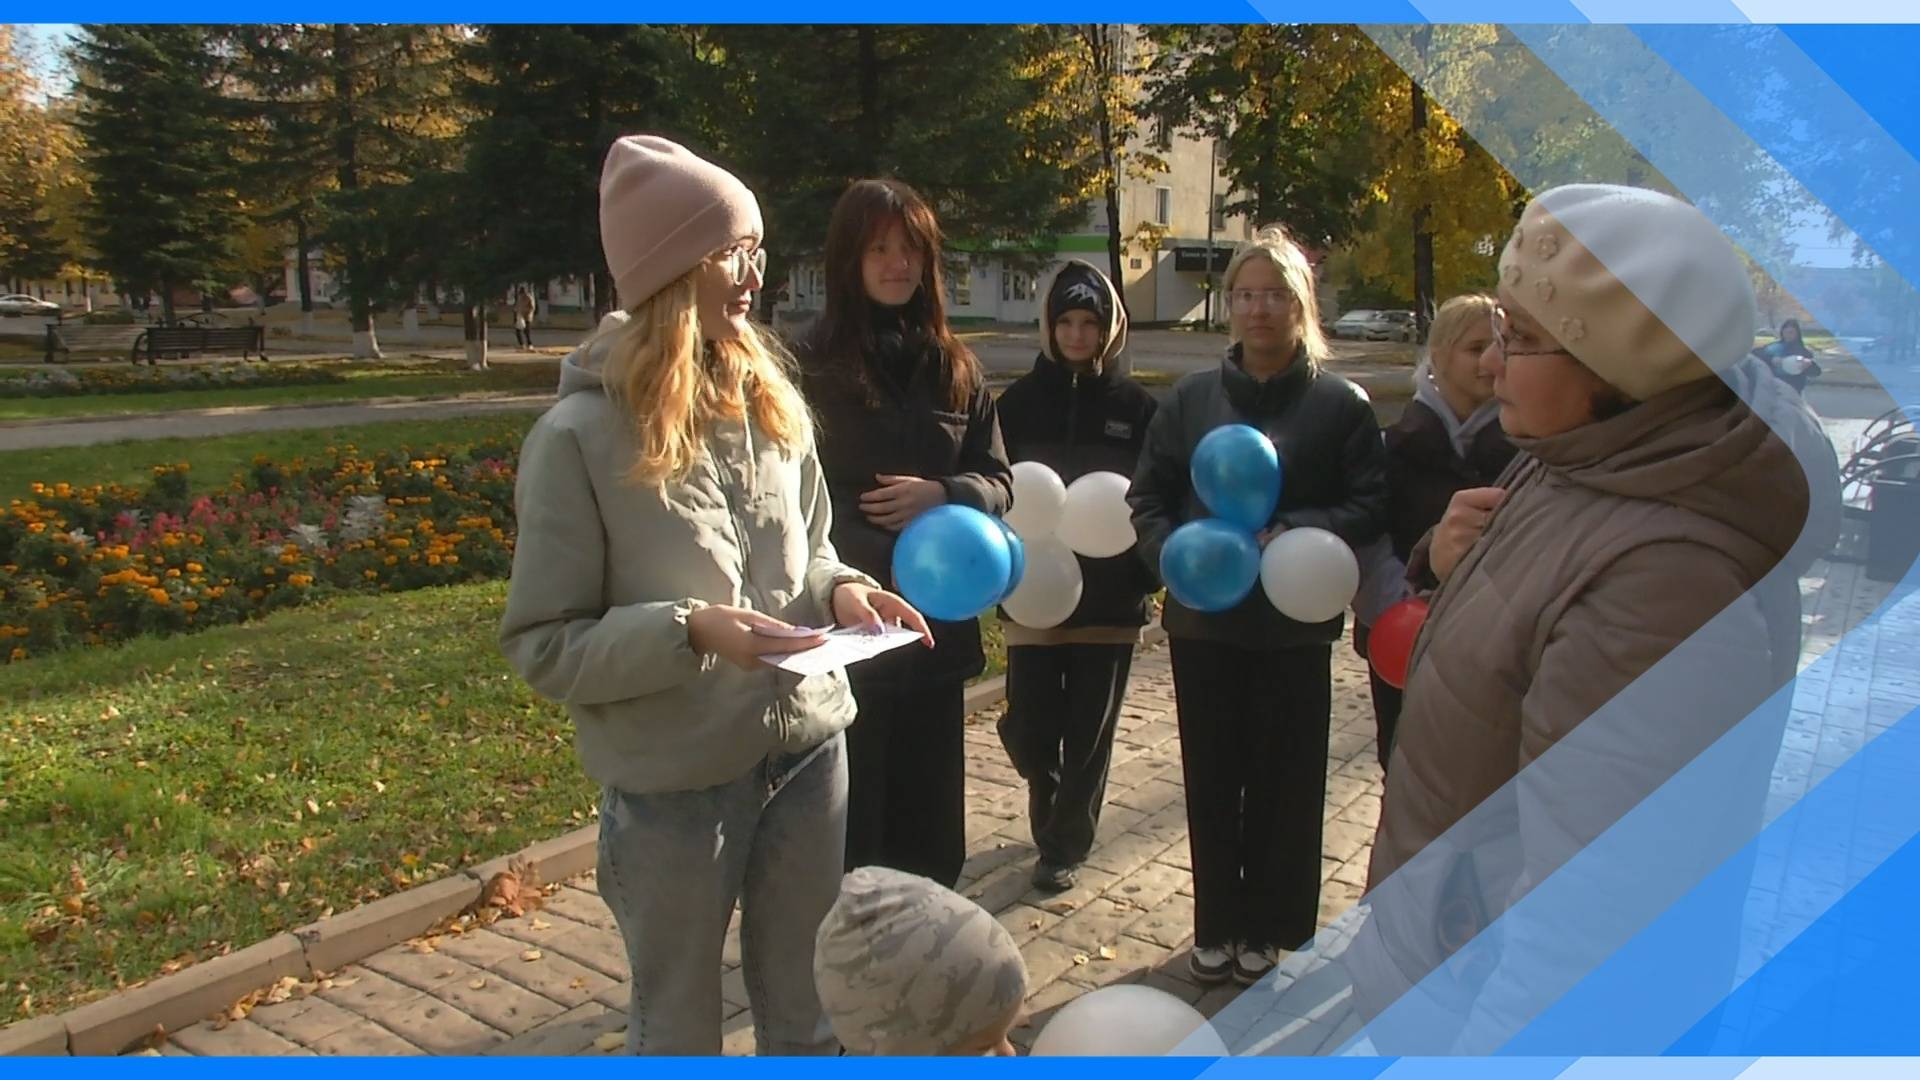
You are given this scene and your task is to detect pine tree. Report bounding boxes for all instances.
[71,25,243,322]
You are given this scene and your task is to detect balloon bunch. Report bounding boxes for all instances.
[1160,424,1359,621]
[997,462,1138,629]
[890,465,1138,626]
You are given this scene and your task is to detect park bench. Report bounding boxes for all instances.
[131,325,269,365]
[43,323,148,364]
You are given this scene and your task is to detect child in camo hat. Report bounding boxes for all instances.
[814,866,1030,1055]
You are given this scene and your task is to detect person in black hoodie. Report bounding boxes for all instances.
[1354,292,1517,769]
[993,260,1159,894]
[1129,225,1390,987]
[796,179,1014,889]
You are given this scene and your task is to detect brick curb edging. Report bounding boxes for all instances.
[2,627,1167,1057]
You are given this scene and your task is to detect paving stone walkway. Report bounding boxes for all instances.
[135,557,1903,1057]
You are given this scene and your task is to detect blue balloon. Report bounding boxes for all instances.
[893,505,1014,622]
[993,517,1026,603]
[1191,424,1282,532]
[1160,518,1261,613]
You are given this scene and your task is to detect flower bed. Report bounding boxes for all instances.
[0,364,346,398]
[0,439,519,661]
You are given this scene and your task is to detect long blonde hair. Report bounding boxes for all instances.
[1222,224,1330,368]
[598,269,812,486]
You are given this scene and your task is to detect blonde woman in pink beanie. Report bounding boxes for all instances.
[499,135,930,1055]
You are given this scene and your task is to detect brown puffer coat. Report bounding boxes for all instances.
[1342,370,1836,1046]
[1371,375,1810,889]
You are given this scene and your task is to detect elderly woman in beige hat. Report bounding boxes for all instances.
[1349,184,1838,1044]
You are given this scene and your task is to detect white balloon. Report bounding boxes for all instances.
[1005,461,1068,540]
[1001,537,1083,629]
[1030,984,1231,1057]
[1260,527,1360,624]
[1057,471,1137,559]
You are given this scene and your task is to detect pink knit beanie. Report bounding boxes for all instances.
[599,135,763,311]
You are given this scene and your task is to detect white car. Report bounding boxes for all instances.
[1331,309,1419,343]
[0,294,61,318]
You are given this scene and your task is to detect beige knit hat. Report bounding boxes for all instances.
[598,135,763,311]
[1498,184,1758,401]
[814,867,1028,1055]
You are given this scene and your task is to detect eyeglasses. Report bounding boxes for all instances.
[1489,304,1574,361]
[1227,288,1292,313]
[716,245,767,288]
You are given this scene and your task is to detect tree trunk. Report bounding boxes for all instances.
[464,300,489,370]
[159,278,176,325]
[1087,27,1127,312]
[332,25,381,360]
[593,269,615,320]
[856,28,881,175]
[1410,73,1435,338]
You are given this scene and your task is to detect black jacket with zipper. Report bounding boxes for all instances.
[995,352,1161,630]
[1129,344,1390,649]
[797,311,1014,685]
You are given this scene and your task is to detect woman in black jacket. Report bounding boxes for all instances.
[797,179,1013,888]
[1129,225,1389,987]
[1361,292,1517,767]
[994,259,1159,894]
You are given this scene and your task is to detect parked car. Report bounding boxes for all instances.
[1331,309,1419,342]
[1330,309,1379,340]
[1372,310,1419,342]
[0,294,61,318]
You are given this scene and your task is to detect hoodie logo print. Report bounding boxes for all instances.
[1063,283,1104,307]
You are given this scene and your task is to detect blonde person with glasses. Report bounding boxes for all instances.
[1129,224,1390,987]
[500,136,930,1055]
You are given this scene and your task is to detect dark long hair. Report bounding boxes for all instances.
[807,178,979,411]
[1777,318,1813,356]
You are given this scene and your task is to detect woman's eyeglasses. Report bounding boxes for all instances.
[1227,288,1292,313]
[718,245,767,287]
[1489,304,1574,361]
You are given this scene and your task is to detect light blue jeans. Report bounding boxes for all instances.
[597,734,847,1055]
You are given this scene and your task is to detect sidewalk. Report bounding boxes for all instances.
[129,640,1387,1057]
[124,557,1902,1058]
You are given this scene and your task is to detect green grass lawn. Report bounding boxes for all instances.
[0,363,557,422]
[0,579,1006,1019]
[0,581,593,1018]
[0,413,541,499]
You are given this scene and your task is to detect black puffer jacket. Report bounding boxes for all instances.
[1129,344,1390,648]
[996,353,1160,629]
[798,308,1013,684]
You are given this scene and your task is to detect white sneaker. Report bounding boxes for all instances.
[1190,944,1234,985]
[1233,944,1279,986]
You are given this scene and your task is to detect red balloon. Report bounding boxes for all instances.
[1369,596,1430,690]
